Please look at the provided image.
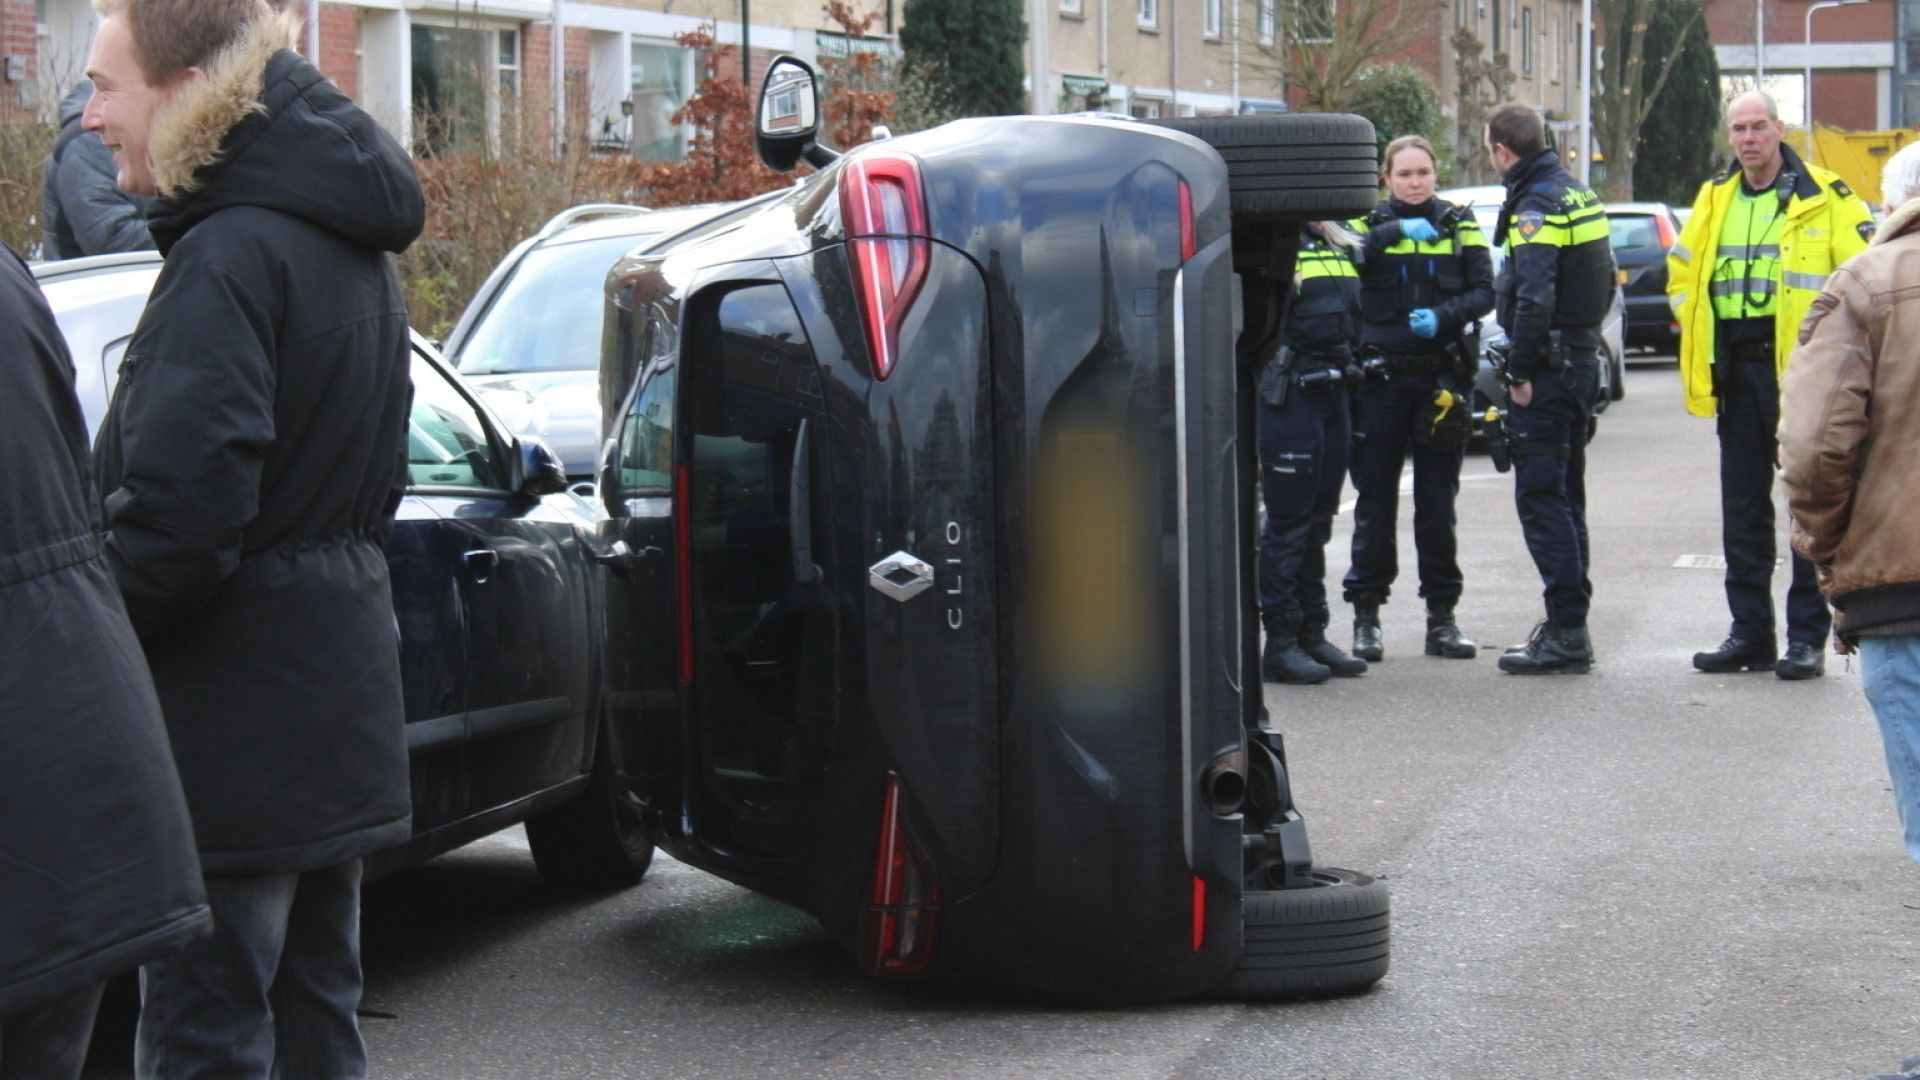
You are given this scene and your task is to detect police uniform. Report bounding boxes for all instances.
[1343,195,1494,660]
[1667,142,1873,676]
[1492,148,1614,673]
[1256,228,1368,683]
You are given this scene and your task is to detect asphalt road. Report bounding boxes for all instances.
[83,358,1920,1080]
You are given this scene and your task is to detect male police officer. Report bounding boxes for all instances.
[1485,104,1614,674]
[1669,91,1874,680]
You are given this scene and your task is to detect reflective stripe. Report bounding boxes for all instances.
[1783,270,1829,291]
[1718,243,1780,260]
[1709,277,1777,297]
[1669,290,1687,315]
[1669,242,1692,264]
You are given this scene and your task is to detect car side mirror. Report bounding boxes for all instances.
[756,55,838,172]
[515,436,570,498]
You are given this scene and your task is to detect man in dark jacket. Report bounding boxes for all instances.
[83,0,423,1073]
[1485,103,1614,674]
[41,79,155,259]
[0,244,208,1078]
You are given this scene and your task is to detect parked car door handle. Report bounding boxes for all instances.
[594,540,662,577]
[463,548,499,584]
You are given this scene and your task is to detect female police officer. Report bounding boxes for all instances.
[1342,134,1494,663]
[1259,220,1369,684]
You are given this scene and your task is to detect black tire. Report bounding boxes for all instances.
[1149,115,1380,224]
[525,723,654,891]
[1608,348,1626,401]
[1213,867,1390,1001]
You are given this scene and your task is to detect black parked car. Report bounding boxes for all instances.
[1607,201,1683,354]
[33,251,648,889]
[593,58,1389,1003]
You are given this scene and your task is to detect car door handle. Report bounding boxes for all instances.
[594,540,662,576]
[463,548,499,584]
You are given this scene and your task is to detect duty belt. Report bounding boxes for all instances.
[1718,339,1775,364]
[1375,351,1452,376]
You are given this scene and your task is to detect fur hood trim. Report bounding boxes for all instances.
[1873,198,1920,247]
[147,9,301,198]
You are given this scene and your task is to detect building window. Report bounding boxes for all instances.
[1061,0,1083,12]
[1521,6,1532,73]
[412,22,522,157]
[1550,11,1561,82]
[1130,95,1165,118]
[1257,0,1276,43]
[630,39,693,162]
[1490,0,1503,54]
[1292,0,1335,43]
[1204,0,1222,36]
[1138,0,1158,28]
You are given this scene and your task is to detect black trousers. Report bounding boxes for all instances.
[1507,357,1597,627]
[1716,360,1830,646]
[1343,370,1464,605]
[1258,380,1350,619]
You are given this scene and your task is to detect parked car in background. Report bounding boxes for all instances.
[1436,184,1627,438]
[34,251,648,890]
[443,200,772,486]
[593,58,1392,1005]
[1605,201,1683,354]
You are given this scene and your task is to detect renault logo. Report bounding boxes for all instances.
[869,550,935,603]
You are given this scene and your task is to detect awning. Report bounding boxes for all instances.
[1062,75,1108,96]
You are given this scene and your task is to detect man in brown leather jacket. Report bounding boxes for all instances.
[1779,141,1920,872]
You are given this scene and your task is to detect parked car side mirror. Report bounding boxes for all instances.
[515,436,570,498]
[756,55,838,172]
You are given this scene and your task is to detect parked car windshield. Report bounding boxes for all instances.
[456,233,647,375]
[1607,214,1663,252]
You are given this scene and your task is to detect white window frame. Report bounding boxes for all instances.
[1130,94,1166,118]
[1257,0,1276,43]
[1138,0,1158,29]
[1550,11,1561,82]
[1061,0,1084,13]
[409,16,525,155]
[1204,0,1222,37]
[1521,6,1532,73]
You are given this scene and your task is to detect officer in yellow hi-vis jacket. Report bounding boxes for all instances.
[1668,91,1874,681]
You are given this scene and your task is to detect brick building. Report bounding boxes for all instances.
[1706,0,1898,131]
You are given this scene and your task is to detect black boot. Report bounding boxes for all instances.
[1692,634,1777,673]
[1262,613,1332,685]
[1424,602,1477,659]
[1497,621,1593,675]
[1350,594,1384,662]
[1775,641,1826,680]
[1298,610,1367,677]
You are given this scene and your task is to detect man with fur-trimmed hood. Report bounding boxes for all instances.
[82,0,423,1072]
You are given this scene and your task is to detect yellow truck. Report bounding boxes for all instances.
[1795,125,1919,208]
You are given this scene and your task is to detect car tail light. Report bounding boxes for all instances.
[1178,179,1195,262]
[841,154,930,380]
[1654,212,1677,250]
[1191,875,1207,952]
[859,773,941,975]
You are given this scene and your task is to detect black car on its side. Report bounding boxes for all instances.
[594,58,1389,1004]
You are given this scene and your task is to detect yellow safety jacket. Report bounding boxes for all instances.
[1667,145,1874,417]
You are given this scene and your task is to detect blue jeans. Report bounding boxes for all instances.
[1860,636,1920,869]
[137,860,367,1080]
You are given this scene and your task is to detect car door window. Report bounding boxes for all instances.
[409,351,506,490]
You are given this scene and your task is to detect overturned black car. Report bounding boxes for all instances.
[593,59,1389,1004]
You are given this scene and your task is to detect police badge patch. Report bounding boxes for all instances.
[1516,211,1546,239]
[1858,220,1877,242]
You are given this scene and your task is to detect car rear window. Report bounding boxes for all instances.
[1608,215,1661,252]
[457,233,652,375]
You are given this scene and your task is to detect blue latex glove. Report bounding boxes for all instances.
[1408,308,1440,339]
[1399,217,1440,243]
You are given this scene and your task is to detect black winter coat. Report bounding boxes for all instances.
[93,14,424,876]
[0,247,209,1018]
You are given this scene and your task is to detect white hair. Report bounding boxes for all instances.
[1883,141,1920,209]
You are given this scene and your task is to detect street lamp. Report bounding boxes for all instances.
[1805,0,1866,159]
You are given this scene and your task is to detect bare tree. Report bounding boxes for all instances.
[1244,0,1432,113]
[1451,27,1516,185]
[1591,0,1708,199]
